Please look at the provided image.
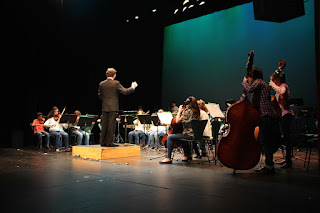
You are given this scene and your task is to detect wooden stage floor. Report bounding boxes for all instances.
[0,145,319,213]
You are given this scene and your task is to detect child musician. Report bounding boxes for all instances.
[32,112,50,149]
[70,110,90,145]
[44,106,70,152]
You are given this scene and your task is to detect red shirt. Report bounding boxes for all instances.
[32,119,45,134]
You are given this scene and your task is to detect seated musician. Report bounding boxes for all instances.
[194,99,213,158]
[197,99,212,138]
[32,112,50,149]
[170,102,179,114]
[44,106,70,152]
[70,110,90,145]
[137,105,145,115]
[160,96,200,164]
[146,109,166,149]
[128,118,146,145]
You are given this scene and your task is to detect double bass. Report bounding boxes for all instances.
[270,60,286,118]
[216,51,262,170]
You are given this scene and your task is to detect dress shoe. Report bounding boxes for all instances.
[182,156,192,162]
[255,166,275,175]
[159,160,172,164]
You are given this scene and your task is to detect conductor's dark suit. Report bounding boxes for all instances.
[98,78,134,146]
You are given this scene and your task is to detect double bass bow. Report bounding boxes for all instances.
[216,51,262,170]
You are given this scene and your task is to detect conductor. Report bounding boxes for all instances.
[98,68,138,147]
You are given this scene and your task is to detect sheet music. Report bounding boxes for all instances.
[157,112,173,125]
[205,104,225,118]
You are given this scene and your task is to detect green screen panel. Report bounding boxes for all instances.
[162,1,316,110]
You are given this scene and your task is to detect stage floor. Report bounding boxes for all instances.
[0,146,319,213]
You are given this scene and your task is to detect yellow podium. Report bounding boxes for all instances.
[72,144,140,160]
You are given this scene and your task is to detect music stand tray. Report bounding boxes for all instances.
[151,115,160,126]
[60,114,77,124]
[138,115,153,125]
[78,117,98,128]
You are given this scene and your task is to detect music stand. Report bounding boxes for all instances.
[120,115,135,143]
[150,115,167,150]
[60,114,78,124]
[59,114,78,144]
[78,116,98,130]
[151,115,160,126]
[77,116,98,145]
[138,115,153,125]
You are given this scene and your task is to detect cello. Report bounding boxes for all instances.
[216,51,262,170]
[161,98,191,147]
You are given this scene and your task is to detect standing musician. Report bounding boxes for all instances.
[70,110,90,146]
[243,68,281,174]
[44,106,70,152]
[98,68,138,147]
[32,112,50,149]
[269,63,294,168]
[160,96,200,164]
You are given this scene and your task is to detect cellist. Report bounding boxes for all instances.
[242,68,281,175]
[159,96,200,164]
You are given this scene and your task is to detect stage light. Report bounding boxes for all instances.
[126,19,129,23]
[152,9,157,12]
[174,9,179,14]
[199,1,205,5]
[183,0,189,5]
[135,16,139,19]
[182,6,187,12]
[188,5,194,9]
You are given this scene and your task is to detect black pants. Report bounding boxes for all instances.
[281,114,293,165]
[100,111,117,146]
[258,116,282,167]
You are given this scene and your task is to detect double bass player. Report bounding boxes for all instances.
[243,64,282,175]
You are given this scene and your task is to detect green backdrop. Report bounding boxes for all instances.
[162,1,316,110]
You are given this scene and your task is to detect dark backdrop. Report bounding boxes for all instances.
[5,0,164,147]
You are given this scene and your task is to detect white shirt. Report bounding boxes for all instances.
[44,117,67,132]
[200,110,212,137]
[149,124,167,132]
[133,119,146,132]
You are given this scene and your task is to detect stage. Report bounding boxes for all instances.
[0,146,319,212]
[72,144,140,160]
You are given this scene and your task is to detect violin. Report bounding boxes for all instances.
[54,107,66,123]
[54,114,61,121]
[39,118,45,124]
